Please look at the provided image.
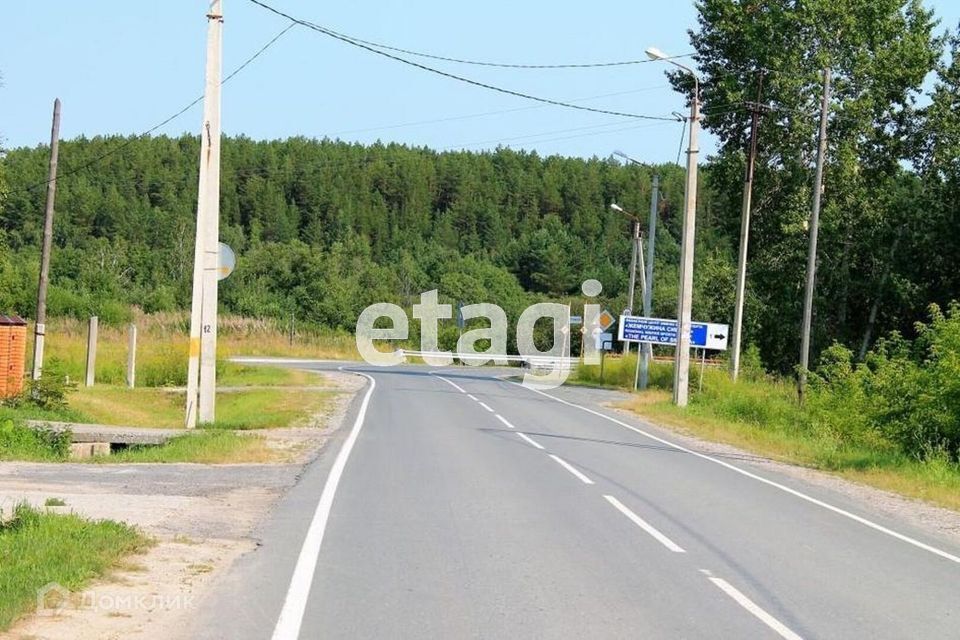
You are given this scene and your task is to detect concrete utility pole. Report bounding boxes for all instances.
[799,68,831,403]
[672,75,700,407]
[32,98,61,380]
[730,71,766,382]
[186,0,224,427]
[645,45,700,407]
[639,174,659,390]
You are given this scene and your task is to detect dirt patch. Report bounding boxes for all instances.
[3,537,252,640]
[256,370,366,464]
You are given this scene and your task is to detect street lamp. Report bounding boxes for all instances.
[610,203,642,321]
[613,150,660,390]
[647,45,701,407]
[610,203,648,389]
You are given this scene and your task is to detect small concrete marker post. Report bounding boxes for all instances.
[126,323,137,388]
[85,316,98,387]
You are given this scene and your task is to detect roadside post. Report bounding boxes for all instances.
[598,336,613,383]
[570,314,583,362]
[456,300,464,365]
[85,316,98,387]
[126,323,137,388]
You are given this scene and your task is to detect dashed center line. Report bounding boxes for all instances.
[707,576,804,640]
[549,454,594,485]
[505,377,960,566]
[495,414,516,429]
[603,495,686,553]
[478,401,494,413]
[516,432,546,450]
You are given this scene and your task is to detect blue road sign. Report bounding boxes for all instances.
[617,316,729,350]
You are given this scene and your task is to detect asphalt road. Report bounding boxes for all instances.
[187,363,960,639]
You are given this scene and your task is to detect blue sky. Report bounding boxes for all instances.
[2,1,958,163]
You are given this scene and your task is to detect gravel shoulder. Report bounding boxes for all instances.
[0,369,364,640]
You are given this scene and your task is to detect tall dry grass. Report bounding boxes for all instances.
[27,311,358,388]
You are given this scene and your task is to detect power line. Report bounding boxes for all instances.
[675,119,688,165]
[447,119,673,150]
[294,18,694,70]
[10,23,296,196]
[326,85,673,137]
[246,0,680,123]
[454,121,672,150]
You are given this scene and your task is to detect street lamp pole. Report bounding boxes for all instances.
[647,46,700,407]
[611,203,639,358]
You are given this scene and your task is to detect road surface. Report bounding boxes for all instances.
[187,363,960,639]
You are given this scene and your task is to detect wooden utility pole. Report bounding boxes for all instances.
[32,98,61,380]
[799,68,832,402]
[730,70,766,382]
[186,0,224,427]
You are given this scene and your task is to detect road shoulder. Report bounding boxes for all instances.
[0,368,363,640]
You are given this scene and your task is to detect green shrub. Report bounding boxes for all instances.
[0,419,70,461]
[811,304,960,461]
[2,359,76,412]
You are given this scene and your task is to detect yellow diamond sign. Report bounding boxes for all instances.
[598,310,616,331]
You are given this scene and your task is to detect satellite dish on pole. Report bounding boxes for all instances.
[218,242,236,281]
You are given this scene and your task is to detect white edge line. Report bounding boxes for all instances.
[271,369,376,640]
[495,414,516,429]
[505,378,960,565]
[603,494,685,553]
[516,432,545,450]
[708,576,804,640]
[549,454,595,485]
[467,394,479,401]
[434,374,467,394]
[478,401,494,413]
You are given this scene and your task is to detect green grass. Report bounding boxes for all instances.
[571,352,676,389]
[0,419,71,462]
[217,362,306,387]
[67,386,333,430]
[101,431,274,464]
[0,403,88,425]
[43,497,67,507]
[575,356,960,512]
[0,504,150,631]
[0,416,277,464]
